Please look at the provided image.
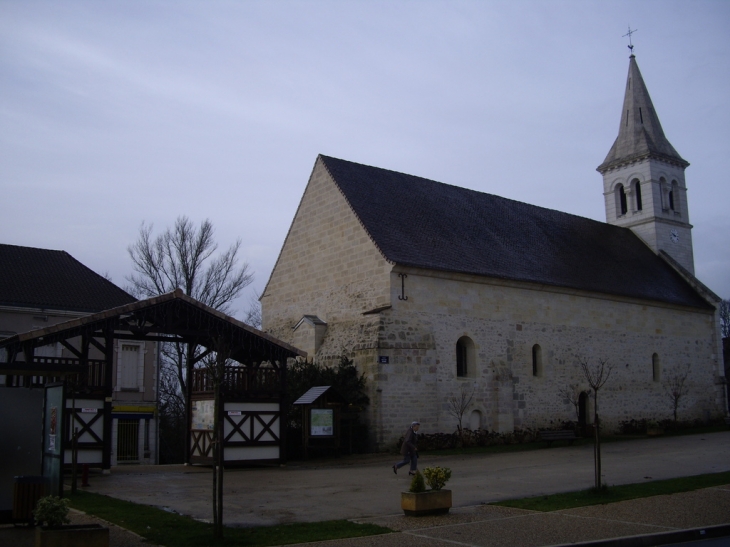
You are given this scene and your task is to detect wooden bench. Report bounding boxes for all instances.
[538,430,577,447]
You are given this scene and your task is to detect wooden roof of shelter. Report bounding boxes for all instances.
[0,289,305,374]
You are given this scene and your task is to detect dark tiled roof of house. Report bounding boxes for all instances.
[319,155,710,310]
[0,244,136,313]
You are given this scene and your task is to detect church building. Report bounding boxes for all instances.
[261,54,727,450]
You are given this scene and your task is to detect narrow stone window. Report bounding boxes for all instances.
[617,184,627,216]
[670,180,680,213]
[634,180,642,211]
[456,339,468,377]
[456,336,475,378]
[532,344,543,378]
[652,353,661,382]
[660,177,669,210]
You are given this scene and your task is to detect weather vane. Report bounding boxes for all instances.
[623,25,638,54]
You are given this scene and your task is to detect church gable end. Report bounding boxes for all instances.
[261,157,392,345]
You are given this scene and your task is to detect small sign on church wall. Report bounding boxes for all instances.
[378,356,389,364]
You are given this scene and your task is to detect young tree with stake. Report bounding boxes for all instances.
[579,357,614,491]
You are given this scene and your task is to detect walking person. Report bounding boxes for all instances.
[392,421,420,475]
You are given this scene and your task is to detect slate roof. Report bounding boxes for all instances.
[597,55,688,173]
[319,155,710,310]
[0,244,136,313]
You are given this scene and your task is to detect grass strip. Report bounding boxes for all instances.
[66,490,391,547]
[492,471,730,512]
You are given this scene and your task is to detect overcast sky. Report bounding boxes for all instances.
[1,1,728,319]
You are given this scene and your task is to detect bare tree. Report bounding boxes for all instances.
[157,364,187,463]
[448,383,476,444]
[559,384,582,422]
[126,217,253,465]
[663,365,691,423]
[126,216,253,401]
[243,290,262,330]
[579,357,615,490]
[720,298,730,339]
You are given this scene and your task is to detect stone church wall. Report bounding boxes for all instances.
[356,268,725,449]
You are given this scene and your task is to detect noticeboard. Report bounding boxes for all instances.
[310,408,334,436]
[191,399,215,430]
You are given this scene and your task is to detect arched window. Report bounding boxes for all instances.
[532,344,543,378]
[670,180,680,213]
[456,336,475,378]
[660,177,669,210]
[652,353,661,382]
[616,184,627,216]
[469,409,482,431]
[633,179,642,211]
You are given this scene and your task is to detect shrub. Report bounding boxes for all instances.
[423,466,452,491]
[34,496,70,528]
[401,428,541,451]
[409,471,426,493]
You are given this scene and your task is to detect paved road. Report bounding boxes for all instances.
[84,431,730,527]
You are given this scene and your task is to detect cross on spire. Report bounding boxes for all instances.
[623,25,638,54]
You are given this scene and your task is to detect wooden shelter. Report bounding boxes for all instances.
[0,289,304,476]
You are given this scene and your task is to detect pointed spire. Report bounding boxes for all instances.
[597,55,688,173]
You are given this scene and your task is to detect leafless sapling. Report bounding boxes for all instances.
[448,383,477,444]
[663,365,691,423]
[559,384,582,422]
[579,357,615,490]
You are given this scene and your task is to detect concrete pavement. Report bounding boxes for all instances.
[84,431,730,527]
[2,431,728,547]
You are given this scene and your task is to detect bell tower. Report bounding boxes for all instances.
[597,54,695,274]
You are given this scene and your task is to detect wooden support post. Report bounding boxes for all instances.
[102,330,114,471]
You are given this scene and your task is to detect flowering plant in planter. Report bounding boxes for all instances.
[401,467,453,516]
[422,466,452,491]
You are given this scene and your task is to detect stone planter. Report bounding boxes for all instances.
[36,524,109,547]
[401,489,452,516]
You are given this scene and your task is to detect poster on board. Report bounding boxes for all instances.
[310,408,333,436]
[192,400,215,430]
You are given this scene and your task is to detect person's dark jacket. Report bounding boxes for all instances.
[400,426,418,456]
